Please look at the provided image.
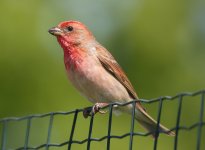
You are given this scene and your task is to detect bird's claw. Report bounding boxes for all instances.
[92,103,108,114]
[83,103,108,118]
[83,106,92,118]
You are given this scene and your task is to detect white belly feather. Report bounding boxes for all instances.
[66,55,131,104]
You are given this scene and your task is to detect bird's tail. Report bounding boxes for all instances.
[135,107,175,138]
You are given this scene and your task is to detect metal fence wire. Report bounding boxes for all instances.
[0,90,205,150]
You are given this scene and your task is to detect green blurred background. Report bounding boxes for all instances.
[0,0,205,149]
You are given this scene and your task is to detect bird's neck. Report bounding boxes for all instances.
[57,37,85,70]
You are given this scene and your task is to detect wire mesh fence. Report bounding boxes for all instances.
[0,90,205,150]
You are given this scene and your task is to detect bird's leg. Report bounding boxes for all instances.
[92,103,108,114]
[83,103,109,118]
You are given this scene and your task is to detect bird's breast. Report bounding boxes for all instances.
[64,55,131,103]
[63,47,87,71]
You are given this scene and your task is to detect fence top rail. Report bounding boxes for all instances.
[1,89,205,150]
[0,89,204,123]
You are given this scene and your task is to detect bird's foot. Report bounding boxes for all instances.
[83,103,108,118]
[92,103,108,114]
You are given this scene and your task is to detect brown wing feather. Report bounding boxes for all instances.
[95,45,145,110]
[96,46,137,99]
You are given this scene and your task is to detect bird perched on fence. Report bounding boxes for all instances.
[48,20,175,138]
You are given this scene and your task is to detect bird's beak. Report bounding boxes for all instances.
[48,27,63,36]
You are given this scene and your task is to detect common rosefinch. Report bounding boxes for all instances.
[48,20,175,138]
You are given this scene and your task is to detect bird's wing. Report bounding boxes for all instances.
[96,46,146,111]
[96,45,146,107]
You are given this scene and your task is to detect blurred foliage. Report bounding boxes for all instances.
[0,0,205,149]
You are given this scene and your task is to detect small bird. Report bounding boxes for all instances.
[48,20,175,138]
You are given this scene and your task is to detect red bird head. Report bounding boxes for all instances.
[48,20,97,69]
[49,21,94,47]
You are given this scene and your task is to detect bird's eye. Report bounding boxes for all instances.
[67,26,73,32]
